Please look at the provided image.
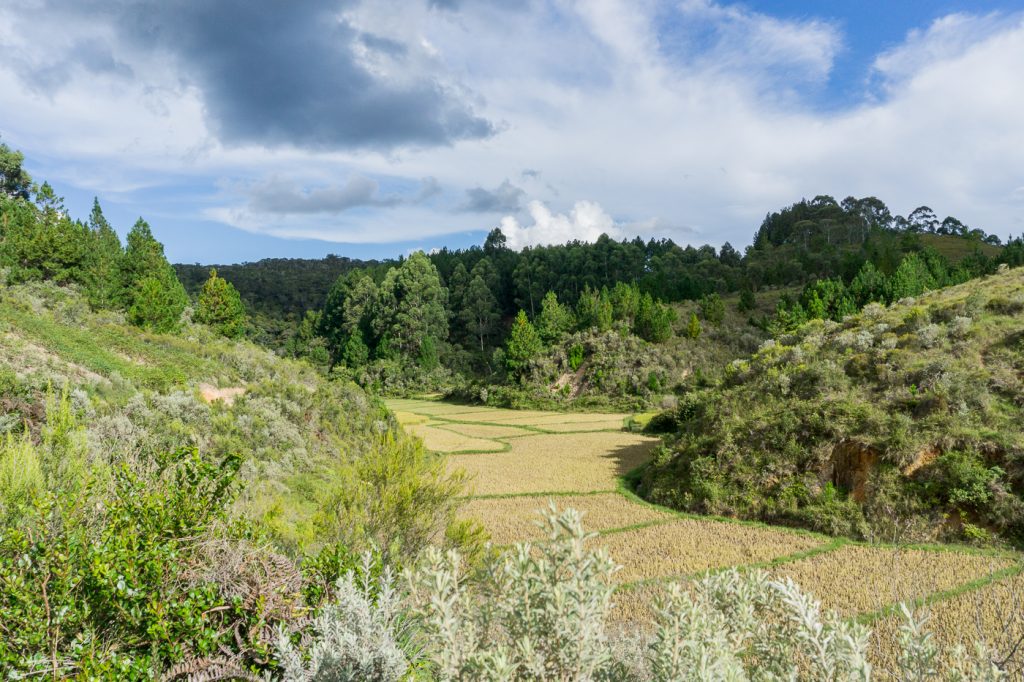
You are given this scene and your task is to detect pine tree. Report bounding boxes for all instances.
[699,293,725,326]
[536,291,574,343]
[127,265,188,333]
[634,293,677,342]
[505,310,542,380]
[888,253,935,301]
[83,198,123,309]
[119,218,171,308]
[685,311,702,339]
[576,286,612,331]
[195,268,248,338]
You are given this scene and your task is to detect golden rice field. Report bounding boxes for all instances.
[460,493,671,545]
[389,398,1023,663]
[447,432,656,495]
[601,519,823,585]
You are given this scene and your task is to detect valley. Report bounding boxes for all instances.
[392,397,1024,668]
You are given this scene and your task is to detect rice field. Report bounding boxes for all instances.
[390,398,1023,658]
[770,545,1013,617]
[461,493,671,545]
[448,432,657,495]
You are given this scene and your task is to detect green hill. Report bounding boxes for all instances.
[638,265,1024,547]
[0,278,461,552]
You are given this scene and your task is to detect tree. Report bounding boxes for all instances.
[849,261,888,306]
[888,253,935,301]
[505,310,542,380]
[320,270,379,367]
[286,310,330,365]
[575,286,612,332]
[737,288,756,313]
[0,140,32,200]
[698,293,725,326]
[374,252,448,360]
[634,294,676,343]
[610,282,640,323]
[119,218,172,309]
[195,269,248,338]
[459,274,500,352]
[127,265,188,333]
[684,312,702,339]
[83,199,123,309]
[536,291,574,343]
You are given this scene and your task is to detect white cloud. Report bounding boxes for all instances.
[499,200,622,250]
[1,0,1023,257]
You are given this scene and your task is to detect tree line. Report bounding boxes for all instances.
[0,140,246,338]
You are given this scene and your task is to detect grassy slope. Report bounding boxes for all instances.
[919,233,1002,263]
[0,280,412,550]
[639,266,1024,546]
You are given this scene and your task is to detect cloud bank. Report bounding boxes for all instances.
[0,0,1021,260]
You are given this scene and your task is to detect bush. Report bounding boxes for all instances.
[568,342,585,371]
[408,505,620,680]
[276,554,416,682]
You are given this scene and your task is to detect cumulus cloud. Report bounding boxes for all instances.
[459,180,525,213]
[499,200,623,250]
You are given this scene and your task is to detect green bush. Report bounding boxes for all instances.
[568,342,585,371]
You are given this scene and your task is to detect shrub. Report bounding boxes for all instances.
[276,554,415,682]
[568,342,585,371]
[407,505,620,680]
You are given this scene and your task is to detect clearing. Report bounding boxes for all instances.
[389,398,1022,666]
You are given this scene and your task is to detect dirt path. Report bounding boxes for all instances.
[388,398,1021,642]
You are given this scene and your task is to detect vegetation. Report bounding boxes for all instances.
[194,268,248,338]
[639,266,1024,547]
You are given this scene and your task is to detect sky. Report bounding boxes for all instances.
[1,0,1023,264]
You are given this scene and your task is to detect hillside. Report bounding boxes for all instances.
[0,278,462,553]
[639,265,1024,546]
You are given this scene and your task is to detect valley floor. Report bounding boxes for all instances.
[389,398,1024,671]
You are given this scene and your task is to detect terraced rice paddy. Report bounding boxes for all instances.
[389,398,1023,664]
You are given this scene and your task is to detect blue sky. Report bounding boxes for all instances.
[1,0,1023,264]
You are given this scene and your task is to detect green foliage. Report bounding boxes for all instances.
[634,293,677,342]
[0,138,32,200]
[684,311,702,339]
[0,446,292,677]
[195,268,248,338]
[536,290,574,343]
[375,252,448,359]
[737,287,756,312]
[505,310,543,380]
[460,273,500,352]
[576,285,613,332]
[568,342,585,372]
[699,292,726,326]
[889,252,937,301]
[127,266,189,333]
[640,267,1024,546]
[83,198,124,309]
